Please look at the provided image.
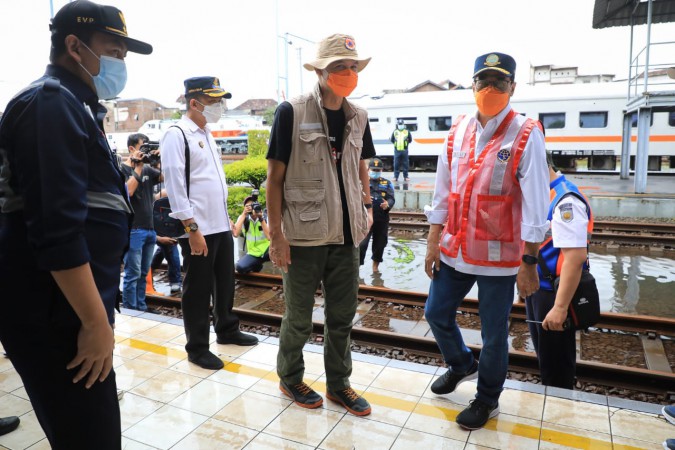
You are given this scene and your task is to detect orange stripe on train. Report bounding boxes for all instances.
[413,135,675,145]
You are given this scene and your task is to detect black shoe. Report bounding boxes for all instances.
[216,331,259,346]
[327,387,372,416]
[0,416,20,436]
[188,351,224,370]
[279,380,323,409]
[430,359,478,395]
[456,399,499,430]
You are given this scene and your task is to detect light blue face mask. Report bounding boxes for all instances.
[79,42,127,100]
[369,171,380,180]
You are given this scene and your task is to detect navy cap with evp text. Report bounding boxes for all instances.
[50,0,152,54]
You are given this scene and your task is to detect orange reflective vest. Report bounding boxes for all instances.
[439,110,540,267]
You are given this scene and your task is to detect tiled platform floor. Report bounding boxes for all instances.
[1,310,674,449]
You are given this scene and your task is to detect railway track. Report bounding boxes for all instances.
[146,271,675,398]
[387,211,675,247]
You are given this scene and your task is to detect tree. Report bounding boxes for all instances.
[262,106,276,126]
[247,129,270,158]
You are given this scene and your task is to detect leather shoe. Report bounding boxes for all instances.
[188,351,224,370]
[0,416,20,436]
[217,331,258,346]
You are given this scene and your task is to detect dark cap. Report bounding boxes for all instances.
[369,158,383,170]
[397,119,404,125]
[473,52,516,78]
[184,77,232,99]
[243,196,254,205]
[50,0,152,55]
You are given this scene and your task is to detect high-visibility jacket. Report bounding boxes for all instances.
[244,218,270,258]
[439,110,540,267]
[537,175,593,291]
[393,129,409,151]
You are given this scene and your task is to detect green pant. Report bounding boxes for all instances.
[277,245,359,390]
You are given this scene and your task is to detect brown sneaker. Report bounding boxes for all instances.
[326,387,371,416]
[279,380,323,409]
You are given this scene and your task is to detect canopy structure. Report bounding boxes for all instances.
[593,0,675,193]
[593,0,675,29]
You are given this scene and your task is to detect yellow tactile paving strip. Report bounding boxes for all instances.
[116,333,651,450]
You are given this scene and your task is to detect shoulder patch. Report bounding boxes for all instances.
[559,202,574,223]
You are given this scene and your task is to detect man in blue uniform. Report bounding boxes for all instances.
[0,1,152,448]
[359,158,395,272]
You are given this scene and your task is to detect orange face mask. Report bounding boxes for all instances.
[474,85,510,116]
[325,69,358,98]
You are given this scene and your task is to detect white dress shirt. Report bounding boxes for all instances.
[425,105,550,276]
[161,116,231,237]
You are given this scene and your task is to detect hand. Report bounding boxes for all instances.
[380,200,389,210]
[542,304,569,331]
[156,236,176,245]
[188,231,208,257]
[66,321,114,388]
[425,239,441,279]
[130,149,145,166]
[269,233,291,273]
[516,264,539,298]
[243,205,252,215]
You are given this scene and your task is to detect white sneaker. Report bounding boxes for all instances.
[170,284,181,293]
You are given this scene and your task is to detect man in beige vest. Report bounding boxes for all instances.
[266,33,375,416]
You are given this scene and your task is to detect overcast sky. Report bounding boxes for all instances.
[1,0,672,110]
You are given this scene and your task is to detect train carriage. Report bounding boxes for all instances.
[353,83,675,173]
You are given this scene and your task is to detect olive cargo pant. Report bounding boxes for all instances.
[277,245,359,390]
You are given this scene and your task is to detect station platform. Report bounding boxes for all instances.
[386,172,675,218]
[1,311,673,449]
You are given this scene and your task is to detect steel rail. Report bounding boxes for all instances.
[145,291,675,395]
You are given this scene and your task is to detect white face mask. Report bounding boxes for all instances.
[196,100,223,123]
[397,125,405,130]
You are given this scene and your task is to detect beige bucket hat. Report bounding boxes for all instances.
[303,33,371,72]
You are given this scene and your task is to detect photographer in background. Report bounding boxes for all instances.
[120,133,162,310]
[233,195,270,273]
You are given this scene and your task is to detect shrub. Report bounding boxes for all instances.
[227,186,266,219]
[223,157,267,189]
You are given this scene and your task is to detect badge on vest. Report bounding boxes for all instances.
[559,203,574,222]
[496,148,511,163]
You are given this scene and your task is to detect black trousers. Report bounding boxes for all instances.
[179,231,239,356]
[0,274,120,450]
[359,219,389,265]
[526,289,577,389]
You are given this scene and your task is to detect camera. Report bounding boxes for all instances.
[134,142,160,164]
[251,202,262,213]
[251,189,260,201]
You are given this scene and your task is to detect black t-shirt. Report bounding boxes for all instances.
[121,164,161,229]
[267,101,376,245]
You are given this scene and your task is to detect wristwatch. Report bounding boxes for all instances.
[364,203,373,209]
[184,222,199,233]
[521,254,538,265]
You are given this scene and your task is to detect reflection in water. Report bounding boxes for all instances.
[250,234,674,318]
[358,237,675,318]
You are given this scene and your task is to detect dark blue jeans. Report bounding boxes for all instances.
[425,262,516,406]
[393,149,409,180]
[122,228,156,310]
[152,242,182,285]
[235,249,270,273]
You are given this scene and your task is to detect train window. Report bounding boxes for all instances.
[369,117,379,123]
[429,116,452,131]
[396,117,418,132]
[669,111,675,127]
[579,112,608,128]
[630,111,654,127]
[539,113,565,129]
